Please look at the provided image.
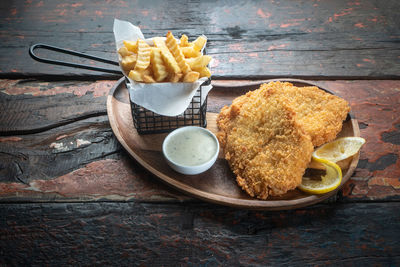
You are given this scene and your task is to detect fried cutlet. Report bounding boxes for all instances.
[217,86,314,199]
[266,82,350,147]
[217,81,350,199]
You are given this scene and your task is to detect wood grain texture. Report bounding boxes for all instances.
[317,80,400,201]
[0,202,399,266]
[0,1,398,262]
[0,0,399,78]
[0,79,113,133]
[0,79,399,203]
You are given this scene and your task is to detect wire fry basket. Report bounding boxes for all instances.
[28,43,211,135]
[128,78,210,134]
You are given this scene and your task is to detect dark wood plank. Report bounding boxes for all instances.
[0,0,399,78]
[0,79,114,133]
[316,80,400,200]
[0,115,121,183]
[0,202,399,266]
[0,79,398,203]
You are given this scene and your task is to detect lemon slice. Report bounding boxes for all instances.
[313,137,365,163]
[299,158,342,194]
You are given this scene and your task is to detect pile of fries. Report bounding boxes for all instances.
[118,32,211,83]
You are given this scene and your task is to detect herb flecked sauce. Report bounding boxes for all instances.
[165,129,217,166]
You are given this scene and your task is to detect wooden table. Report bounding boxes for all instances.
[1,1,399,265]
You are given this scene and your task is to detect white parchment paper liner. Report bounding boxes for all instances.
[113,19,212,116]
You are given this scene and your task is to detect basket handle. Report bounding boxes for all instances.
[29,43,121,74]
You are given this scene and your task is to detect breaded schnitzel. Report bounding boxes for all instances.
[217,85,314,199]
[269,82,350,147]
[217,81,350,199]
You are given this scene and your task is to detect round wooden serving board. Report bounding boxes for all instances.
[107,78,360,210]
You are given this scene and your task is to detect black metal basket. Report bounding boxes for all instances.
[129,78,210,134]
[28,43,211,135]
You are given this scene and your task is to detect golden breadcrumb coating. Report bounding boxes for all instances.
[217,85,314,199]
[217,81,350,199]
[263,82,350,147]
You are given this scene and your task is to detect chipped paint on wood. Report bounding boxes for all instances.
[49,141,70,152]
[368,177,400,190]
[76,139,91,148]
[0,159,188,202]
[56,134,68,140]
[0,202,399,265]
[1,80,399,202]
[316,80,400,200]
[0,80,114,97]
[1,0,399,78]
[256,8,271,19]
[355,23,366,28]
[0,137,22,142]
[280,22,300,28]
[267,44,287,51]
[50,138,96,152]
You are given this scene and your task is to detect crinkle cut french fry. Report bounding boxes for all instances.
[183,71,200,83]
[181,46,201,58]
[123,40,139,53]
[179,34,190,47]
[153,37,167,48]
[165,31,191,74]
[186,55,212,69]
[169,72,183,83]
[142,67,154,82]
[121,32,211,83]
[195,67,211,78]
[120,54,137,71]
[151,48,169,82]
[142,66,152,76]
[129,70,143,82]
[118,47,134,57]
[134,39,151,71]
[143,74,156,83]
[153,37,181,74]
[192,35,207,52]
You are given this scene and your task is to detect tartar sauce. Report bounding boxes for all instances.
[165,128,218,166]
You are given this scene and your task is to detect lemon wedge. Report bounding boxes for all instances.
[299,158,342,194]
[312,137,366,163]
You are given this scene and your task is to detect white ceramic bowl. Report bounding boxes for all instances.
[162,126,220,175]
